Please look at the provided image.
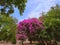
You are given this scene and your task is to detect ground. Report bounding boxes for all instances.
[0,41,60,45]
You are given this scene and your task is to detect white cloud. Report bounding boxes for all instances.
[28,11,40,18]
[27,0,57,18]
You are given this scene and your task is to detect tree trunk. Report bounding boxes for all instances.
[21,40,24,45]
[51,39,57,45]
[30,41,32,44]
[38,40,45,45]
[47,40,51,45]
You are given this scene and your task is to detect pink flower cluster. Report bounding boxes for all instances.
[16,33,27,40]
[16,18,44,40]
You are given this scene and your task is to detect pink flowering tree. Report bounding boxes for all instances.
[17,18,44,44]
[16,33,27,45]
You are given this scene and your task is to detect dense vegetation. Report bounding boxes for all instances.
[17,4,60,45]
[0,0,27,44]
[0,1,60,45]
[0,0,27,15]
[0,14,17,43]
[17,18,44,45]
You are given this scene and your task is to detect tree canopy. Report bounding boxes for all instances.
[0,0,27,15]
[0,14,17,43]
[43,4,60,41]
[17,18,44,41]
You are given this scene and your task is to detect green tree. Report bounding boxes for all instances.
[0,14,18,44]
[0,0,27,15]
[44,4,60,42]
[38,4,60,45]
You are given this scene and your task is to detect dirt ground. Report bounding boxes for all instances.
[0,43,60,45]
[0,41,60,45]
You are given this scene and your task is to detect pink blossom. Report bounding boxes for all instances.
[17,18,44,40]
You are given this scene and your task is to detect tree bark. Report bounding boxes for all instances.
[21,40,24,45]
[38,40,45,45]
[30,41,32,44]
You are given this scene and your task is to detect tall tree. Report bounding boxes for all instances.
[17,18,44,44]
[38,4,60,45]
[0,0,27,15]
[44,4,60,41]
[0,14,18,44]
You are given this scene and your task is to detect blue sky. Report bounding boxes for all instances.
[11,0,60,22]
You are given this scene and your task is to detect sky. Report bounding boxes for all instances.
[11,0,60,22]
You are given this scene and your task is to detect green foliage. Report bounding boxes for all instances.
[0,14,17,43]
[47,4,60,18]
[44,4,60,41]
[0,0,27,15]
